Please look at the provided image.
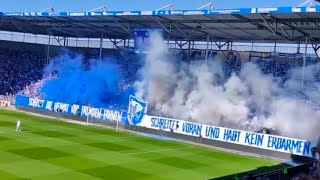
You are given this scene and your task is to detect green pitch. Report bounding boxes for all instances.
[0,109,278,180]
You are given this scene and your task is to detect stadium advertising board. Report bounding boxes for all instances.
[127,95,317,158]
[15,95,123,122]
[4,6,320,17]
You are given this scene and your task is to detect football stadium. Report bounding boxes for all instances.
[1,1,320,179]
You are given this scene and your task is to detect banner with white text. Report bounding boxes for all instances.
[15,95,123,123]
[127,95,317,158]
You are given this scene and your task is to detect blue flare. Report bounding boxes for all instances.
[40,51,133,109]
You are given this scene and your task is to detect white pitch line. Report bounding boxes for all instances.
[121,146,194,155]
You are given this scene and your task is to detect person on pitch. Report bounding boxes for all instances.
[16,120,21,132]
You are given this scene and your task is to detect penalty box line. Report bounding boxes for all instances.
[121,146,194,155]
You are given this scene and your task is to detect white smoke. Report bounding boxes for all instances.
[134,32,320,139]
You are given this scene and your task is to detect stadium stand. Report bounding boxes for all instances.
[0,39,141,100]
[0,46,46,95]
[6,46,318,179]
[1,5,320,179]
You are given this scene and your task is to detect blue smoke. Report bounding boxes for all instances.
[40,50,134,110]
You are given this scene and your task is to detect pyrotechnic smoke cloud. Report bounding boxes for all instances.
[32,32,320,139]
[134,32,320,139]
[40,50,133,109]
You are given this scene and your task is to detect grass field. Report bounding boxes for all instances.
[0,109,279,180]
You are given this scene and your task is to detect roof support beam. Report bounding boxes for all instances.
[172,23,188,39]
[155,16,201,40]
[179,15,239,40]
[44,16,129,38]
[232,14,298,41]
[260,14,278,35]
[174,41,188,49]
[231,14,278,40]
[297,13,320,32]
[204,14,259,39]
[271,19,302,35]
[10,17,37,34]
[280,25,291,39]
[151,16,171,34]
[111,18,130,34]
[266,15,319,42]
[47,30,62,46]
[309,37,320,61]
[197,3,214,11]
[177,41,189,49]
[89,6,107,12]
[174,40,183,49]
[10,20,23,31]
[218,42,228,49]
[40,7,54,13]
[293,35,308,41]
[157,3,174,11]
[260,14,290,41]
[298,0,316,7]
[205,35,210,62]
[177,16,232,39]
[301,36,308,88]
[92,16,132,37]
[109,39,123,49]
[213,41,228,59]
[41,17,82,37]
[66,22,126,38]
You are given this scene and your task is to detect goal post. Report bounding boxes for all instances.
[85,112,120,132]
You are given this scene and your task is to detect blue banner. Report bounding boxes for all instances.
[15,95,124,123]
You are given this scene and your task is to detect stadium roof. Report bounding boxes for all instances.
[1,6,320,44]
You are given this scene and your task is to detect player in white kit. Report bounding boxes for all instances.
[16,120,21,132]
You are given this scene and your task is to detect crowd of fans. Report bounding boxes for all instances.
[20,73,57,99]
[0,44,308,101]
[0,43,318,179]
[114,50,143,85]
[0,47,141,103]
[0,48,46,96]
